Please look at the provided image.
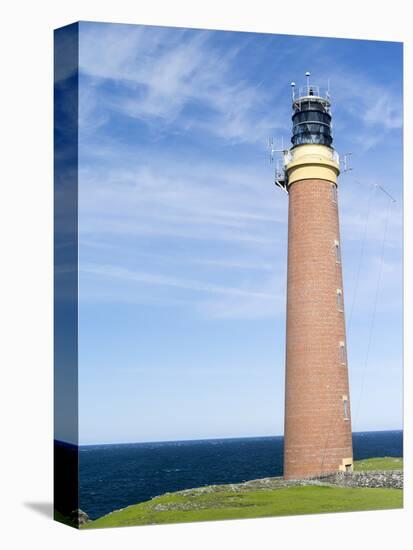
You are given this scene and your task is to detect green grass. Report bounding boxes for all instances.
[83,485,402,529]
[353,457,403,471]
[82,456,403,529]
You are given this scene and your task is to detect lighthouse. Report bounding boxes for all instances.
[274,73,353,479]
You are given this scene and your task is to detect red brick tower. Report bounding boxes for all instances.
[274,74,353,479]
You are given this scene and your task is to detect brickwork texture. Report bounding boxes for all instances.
[283,177,353,479]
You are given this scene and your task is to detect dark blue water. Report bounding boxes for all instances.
[79,430,402,519]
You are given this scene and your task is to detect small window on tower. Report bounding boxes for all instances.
[332,184,338,202]
[343,398,349,419]
[339,341,346,364]
[337,289,343,311]
[335,240,341,263]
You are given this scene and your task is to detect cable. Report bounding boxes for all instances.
[352,197,392,425]
[347,181,376,336]
[318,181,393,476]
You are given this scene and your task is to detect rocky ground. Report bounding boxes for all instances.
[148,470,403,513]
[316,470,403,489]
[78,458,403,527]
[172,469,402,494]
[73,471,403,523]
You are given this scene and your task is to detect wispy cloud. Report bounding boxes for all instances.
[78,147,286,246]
[326,71,402,152]
[79,24,285,144]
[82,263,274,299]
[79,24,402,154]
[77,24,402,323]
[81,262,284,319]
[74,25,403,441]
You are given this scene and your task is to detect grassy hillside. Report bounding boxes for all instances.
[83,456,403,529]
[353,457,403,471]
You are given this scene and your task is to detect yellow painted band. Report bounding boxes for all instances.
[286,144,340,187]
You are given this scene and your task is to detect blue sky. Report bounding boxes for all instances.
[76,22,403,445]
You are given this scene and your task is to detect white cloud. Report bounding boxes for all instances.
[77,151,289,319]
[78,23,402,153]
[78,148,287,249]
[82,262,274,299]
[324,70,403,152]
[76,24,402,322]
[80,262,284,320]
[79,23,285,143]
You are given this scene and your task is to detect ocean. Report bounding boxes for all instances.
[79,430,402,519]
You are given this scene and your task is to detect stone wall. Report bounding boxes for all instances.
[315,470,403,489]
[169,470,403,499]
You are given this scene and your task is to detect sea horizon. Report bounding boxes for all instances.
[73,429,403,519]
[54,428,404,449]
